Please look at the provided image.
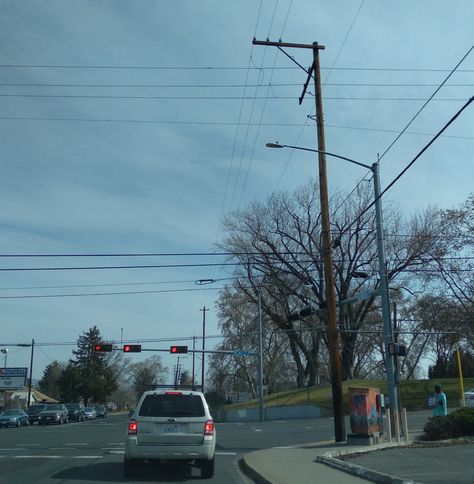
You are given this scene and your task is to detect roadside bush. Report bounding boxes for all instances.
[423,408,474,440]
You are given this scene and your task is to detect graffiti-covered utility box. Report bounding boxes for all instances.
[349,387,381,436]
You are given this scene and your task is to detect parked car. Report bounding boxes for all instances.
[0,409,30,428]
[124,389,216,479]
[65,403,85,422]
[465,388,474,407]
[94,404,107,419]
[38,404,69,425]
[26,404,48,425]
[84,406,97,420]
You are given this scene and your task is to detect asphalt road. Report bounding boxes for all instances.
[0,409,438,483]
[0,412,347,484]
[0,414,247,483]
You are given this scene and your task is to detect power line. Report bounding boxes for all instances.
[0,277,236,291]
[1,63,473,72]
[353,96,474,225]
[0,115,471,141]
[2,81,471,88]
[0,93,469,101]
[0,286,227,300]
[377,44,474,163]
[0,262,243,272]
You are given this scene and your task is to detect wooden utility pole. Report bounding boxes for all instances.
[253,38,345,442]
[312,42,345,442]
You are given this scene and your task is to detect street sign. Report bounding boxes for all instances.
[0,367,28,390]
[233,350,250,357]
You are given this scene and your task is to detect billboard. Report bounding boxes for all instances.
[0,367,28,390]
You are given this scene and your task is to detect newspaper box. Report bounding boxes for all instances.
[349,387,381,436]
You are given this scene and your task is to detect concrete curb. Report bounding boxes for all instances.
[315,441,414,484]
[316,455,414,484]
[239,456,273,484]
[316,441,415,484]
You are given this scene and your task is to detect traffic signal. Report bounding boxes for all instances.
[170,345,188,354]
[123,344,142,353]
[94,344,113,352]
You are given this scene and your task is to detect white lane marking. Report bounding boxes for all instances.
[65,443,88,446]
[0,455,103,459]
[19,444,40,447]
[108,442,124,445]
[304,426,312,429]
[0,448,26,451]
[216,451,237,455]
[109,450,125,454]
[101,447,124,450]
[253,429,263,432]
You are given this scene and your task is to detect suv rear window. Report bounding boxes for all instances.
[139,394,205,417]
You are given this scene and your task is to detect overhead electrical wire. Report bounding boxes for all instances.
[0,93,468,101]
[1,63,473,72]
[328,44,474,224]
[1,82,473,88]
[0,286,228,300]
[377,44,474,164]
[351,95,474,227]
[0,116,471,141]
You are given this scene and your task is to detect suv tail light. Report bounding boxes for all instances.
[204,419,214,435]
[128,419,138,435]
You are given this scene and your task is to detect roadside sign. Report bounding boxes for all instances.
[233,350,250,357]
[0,367,28,390]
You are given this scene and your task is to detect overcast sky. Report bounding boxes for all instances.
[0,1,473,382]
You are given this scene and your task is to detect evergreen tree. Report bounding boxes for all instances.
[38,360,64,400]
[58,326,118,404]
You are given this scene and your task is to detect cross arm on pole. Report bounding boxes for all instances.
[252,38,325,50]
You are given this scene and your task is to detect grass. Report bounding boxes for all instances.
[225,377,474,413]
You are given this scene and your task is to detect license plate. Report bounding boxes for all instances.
[163,424,179,433]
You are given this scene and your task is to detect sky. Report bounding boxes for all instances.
[0,1,473,383]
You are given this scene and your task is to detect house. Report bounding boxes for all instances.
[7,388,58,408]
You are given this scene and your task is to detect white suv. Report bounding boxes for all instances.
[124,389,216,479]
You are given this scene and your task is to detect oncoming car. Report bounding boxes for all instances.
[124,389,216,479]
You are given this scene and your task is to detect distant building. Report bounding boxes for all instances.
[6,388,58,409]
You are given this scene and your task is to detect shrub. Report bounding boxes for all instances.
[423,408,474,440]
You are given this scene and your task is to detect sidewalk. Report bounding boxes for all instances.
[241,439,414,484]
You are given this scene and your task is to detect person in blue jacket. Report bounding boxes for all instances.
[433,383,447,416]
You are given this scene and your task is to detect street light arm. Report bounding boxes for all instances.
[266,142,372,170]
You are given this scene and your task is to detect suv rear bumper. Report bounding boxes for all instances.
[125,436,215,461]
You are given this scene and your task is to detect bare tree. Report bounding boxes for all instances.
[218,180,445,382]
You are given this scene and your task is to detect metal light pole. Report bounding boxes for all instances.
[200,307,208,393]
[0,349,7,368]
[27,339,35,408]
[266,143,399,424]
[257,288,265,422]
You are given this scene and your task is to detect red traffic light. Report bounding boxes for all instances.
[170,345,188,354]
[123,344,142,353]
[94,344,113,352]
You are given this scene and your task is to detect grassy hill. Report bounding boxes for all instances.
[225,378,474,413]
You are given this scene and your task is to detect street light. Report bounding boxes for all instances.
[266,142,399,429]
[0,349,8,368]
